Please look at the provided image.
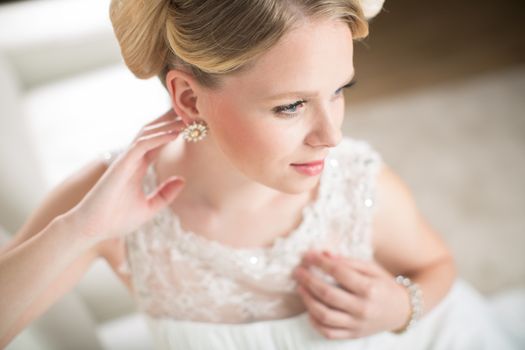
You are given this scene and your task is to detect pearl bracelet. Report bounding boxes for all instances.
[392,275,424,334]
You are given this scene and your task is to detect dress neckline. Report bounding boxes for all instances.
[148,153,335,255]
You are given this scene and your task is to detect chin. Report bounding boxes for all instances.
[274,176,320,196]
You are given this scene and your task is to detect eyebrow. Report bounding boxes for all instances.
[264,72,356,101]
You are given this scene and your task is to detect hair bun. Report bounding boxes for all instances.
[110,0,374,88]
[109,0,170,79]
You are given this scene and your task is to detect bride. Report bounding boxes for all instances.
[0,0,516,348]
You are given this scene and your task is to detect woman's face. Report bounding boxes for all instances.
[198,18,355,194]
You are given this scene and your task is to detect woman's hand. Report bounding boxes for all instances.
[292,250,411,339]
[68,109,186,244]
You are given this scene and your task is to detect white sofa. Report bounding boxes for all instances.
[0,0,164,348]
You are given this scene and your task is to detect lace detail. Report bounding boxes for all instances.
[100,137,384,324]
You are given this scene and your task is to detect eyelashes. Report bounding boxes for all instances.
[274,100,307,115]
[338,79,357,92]
[273,79,357,118]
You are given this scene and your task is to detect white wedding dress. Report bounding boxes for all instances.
[101,137,516,350]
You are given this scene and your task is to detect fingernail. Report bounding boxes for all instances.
[322,250,333,258]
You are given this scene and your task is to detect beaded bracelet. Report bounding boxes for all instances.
[392,275,424,334]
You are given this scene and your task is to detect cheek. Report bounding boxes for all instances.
[210,103,293,167]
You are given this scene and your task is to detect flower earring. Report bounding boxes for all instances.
[181,120,209,143]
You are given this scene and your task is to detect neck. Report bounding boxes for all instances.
[155,136,311,216]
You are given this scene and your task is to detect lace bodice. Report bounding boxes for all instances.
[100,137,383,324]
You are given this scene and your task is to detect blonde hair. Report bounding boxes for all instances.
[109,0,369,90]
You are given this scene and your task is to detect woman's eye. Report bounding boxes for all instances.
[273,100,306,119]
[271,80,356,119]
[336,80,357,95]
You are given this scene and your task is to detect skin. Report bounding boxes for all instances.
[157,16,457,339]
[160,17,349,218]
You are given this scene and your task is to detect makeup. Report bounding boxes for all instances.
[290,160,325,176]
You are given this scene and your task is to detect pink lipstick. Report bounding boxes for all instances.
[290,160,325,176]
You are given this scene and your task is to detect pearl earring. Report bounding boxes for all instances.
[181,120,209,142]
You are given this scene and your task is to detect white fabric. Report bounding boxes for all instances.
[101,137,516,349]
[107,137,382,323]
[96,313,155,350]
[143,279,515,350]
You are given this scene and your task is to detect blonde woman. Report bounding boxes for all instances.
[0,0,516,349]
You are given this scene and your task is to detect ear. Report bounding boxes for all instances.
[165,69,203,125]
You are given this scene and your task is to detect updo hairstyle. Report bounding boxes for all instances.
[110,0,370,90]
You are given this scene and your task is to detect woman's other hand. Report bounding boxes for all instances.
[292,250,411,339]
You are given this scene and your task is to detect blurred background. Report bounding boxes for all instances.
[349,0,525,295]
[0,0,524,349]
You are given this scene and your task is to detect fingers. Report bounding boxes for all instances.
[123,114,185,171]
[294,266,367,319]
[147,176,186,213]
[141,119,184,162]
[297,285,358,339]
[144,109,179,128]
[132,109,182,143]
[142,118,184,136]
[300,253,376,298]
[129,109,185,164]
[136,118,184,142]
[337,255,387,278]
[124,130,180,170]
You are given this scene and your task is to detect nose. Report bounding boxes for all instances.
[305,107,343,148]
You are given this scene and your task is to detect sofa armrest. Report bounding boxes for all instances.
[0,0,121,89]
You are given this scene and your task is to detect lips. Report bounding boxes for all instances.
[290,159,325,176]
[291,159,325,166]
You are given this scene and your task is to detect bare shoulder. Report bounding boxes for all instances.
[371,163,455,276]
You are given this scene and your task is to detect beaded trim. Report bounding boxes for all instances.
[392,275,423,334]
